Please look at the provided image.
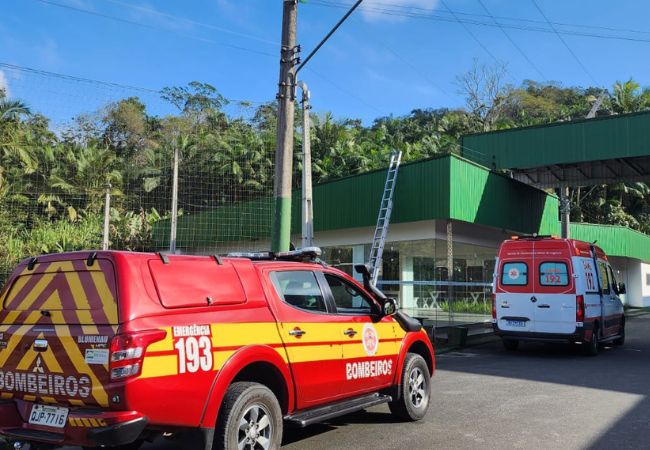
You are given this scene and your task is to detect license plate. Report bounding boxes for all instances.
[28,404,69,429]
[506,320,526,328]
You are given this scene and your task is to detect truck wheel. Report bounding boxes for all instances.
[584,327,599,356]
[388,353,431,421]
[215,382,282,450]
[613,318,625,346]
[503,339,519,351]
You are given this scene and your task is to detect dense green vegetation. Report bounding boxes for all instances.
[0,66,649,280]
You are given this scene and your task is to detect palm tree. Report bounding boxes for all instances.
[612,79,650,114]
[0,99,31,123]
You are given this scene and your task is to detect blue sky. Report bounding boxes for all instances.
[3,0,650,124]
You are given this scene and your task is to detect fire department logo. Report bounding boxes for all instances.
[362,323,379,356]
[508,267,520,280]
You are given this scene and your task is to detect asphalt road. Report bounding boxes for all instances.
[58,313,649,450]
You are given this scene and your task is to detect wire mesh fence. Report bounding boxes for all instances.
[0,63,276,284]
[377,280,493,327]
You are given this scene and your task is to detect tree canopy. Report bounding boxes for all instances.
[0,69,648,282]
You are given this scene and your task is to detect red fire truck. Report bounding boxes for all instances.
[0,248,434,449]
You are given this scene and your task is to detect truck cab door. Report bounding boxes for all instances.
[318,272,400,397]
[604,265,624,336]
[266,269,346,409]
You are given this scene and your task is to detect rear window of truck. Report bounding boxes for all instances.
[539,262,569,286]
[0,259,118,324]
[501,262,528,286]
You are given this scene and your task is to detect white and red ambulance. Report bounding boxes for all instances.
[492,236,625,355]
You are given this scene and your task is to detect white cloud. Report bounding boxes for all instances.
[0,70,9,97]
[360,0,439,22]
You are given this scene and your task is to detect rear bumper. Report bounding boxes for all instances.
[0,399,147,447]
[493,322,592,343]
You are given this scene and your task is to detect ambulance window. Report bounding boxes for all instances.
[324,274,375,315]
[597,261,610,294]
[539,262,569,286]
[501,262,528,286]
[271,271,327,313]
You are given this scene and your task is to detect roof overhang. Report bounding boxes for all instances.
[511,155,650,188]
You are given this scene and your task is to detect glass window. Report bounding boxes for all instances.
[646,274,650,286]
[324,274,375,315]
[501,262,528,286]
[597,261,610,295]
[539,262,569,286]
[271,271,327,313]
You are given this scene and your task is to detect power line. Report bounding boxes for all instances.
[317,0,650,37]
[439,0,501,64]
[310,0,650,45]
[97,0,279,46]
[33,0,276,58]
[0,62,270,105]
[305,68,386,115]
[29,0,387,116]
[476,0,547,81]
[530,0,598,85]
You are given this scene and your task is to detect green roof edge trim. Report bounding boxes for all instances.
[570,222,650,263]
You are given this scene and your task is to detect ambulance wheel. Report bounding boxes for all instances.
[215,381,283,450]
[585,327,600,356]
[503,339,519,351]
[83,441,143,450]
[389,353,430,421]
[613,318,625,346]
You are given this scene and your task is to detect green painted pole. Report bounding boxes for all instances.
[272,1,298,252]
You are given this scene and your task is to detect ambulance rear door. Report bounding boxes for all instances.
[496,241,536,332]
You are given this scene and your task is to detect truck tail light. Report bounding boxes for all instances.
[576,295,585,322]
[492,294,497,319]
[110,330,167,380]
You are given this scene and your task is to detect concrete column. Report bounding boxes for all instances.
[400,255,414,310]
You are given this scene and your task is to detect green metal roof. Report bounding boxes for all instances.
[297,153,558,234]
[151,154,650,263]
[570,223,650,262]
[461,111,650,169]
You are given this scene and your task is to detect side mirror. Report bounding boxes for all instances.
[382,298,398,317]
[617,282,626,295]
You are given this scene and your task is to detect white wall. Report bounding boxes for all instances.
[641,263,650,307]
[610,257,650,308]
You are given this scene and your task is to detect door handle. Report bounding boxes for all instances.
[343,328,358,337]
[537,304,550,309]
[288,328,306,337]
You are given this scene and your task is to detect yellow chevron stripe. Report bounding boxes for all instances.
[89,270,118,324]
[0,324,34,366]
[57,329,109,407]
[13,262,68,311]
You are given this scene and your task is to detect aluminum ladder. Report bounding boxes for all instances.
[369,150,402,285]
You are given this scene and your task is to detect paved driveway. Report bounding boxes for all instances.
[53,313,649,450]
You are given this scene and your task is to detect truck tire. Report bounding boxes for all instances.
[613,318,625,346]
[389,353,431,422]
[215,382,283,450]
[584,326,599,356]
[503,339,519,351]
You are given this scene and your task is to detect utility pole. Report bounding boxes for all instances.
[299,81,314,248]
[170,143,180,254]
[271,0,300,252]
[560,186,570,239]
[102,183,111,251]
[271,0,364,252]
